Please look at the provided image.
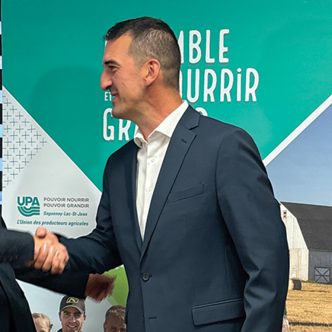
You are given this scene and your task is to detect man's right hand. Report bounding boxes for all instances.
[85,274,116,302]
[32,226,69,274]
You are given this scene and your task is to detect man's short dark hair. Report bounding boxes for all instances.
[104,17,181,89]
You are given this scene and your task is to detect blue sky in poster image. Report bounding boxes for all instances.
[266,104,332,207]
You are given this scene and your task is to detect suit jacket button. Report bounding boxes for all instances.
[141,273,150,282]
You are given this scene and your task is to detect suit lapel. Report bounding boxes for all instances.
[140,107,200,261]
[125,142,143,250]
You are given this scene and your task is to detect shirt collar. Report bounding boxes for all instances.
[134,101,188,148]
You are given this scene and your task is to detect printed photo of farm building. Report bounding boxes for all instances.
[281,202,332,284]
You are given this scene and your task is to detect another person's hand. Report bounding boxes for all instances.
[33,226,69,274]
[85,274,116,302]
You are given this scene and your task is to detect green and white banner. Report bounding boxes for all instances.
[2,0,332,330]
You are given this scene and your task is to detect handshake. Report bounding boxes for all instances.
[31,226,115,301]
[32,226,69,274]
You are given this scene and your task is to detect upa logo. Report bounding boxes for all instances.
[17,196,41,217]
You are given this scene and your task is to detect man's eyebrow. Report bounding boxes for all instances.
[103,59,119,66]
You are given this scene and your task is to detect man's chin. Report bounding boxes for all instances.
[65,326,79,332]
[112,108,130,121]
[111,105,122,118]
[111,109,121,119]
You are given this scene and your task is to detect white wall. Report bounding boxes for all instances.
[280,205,309,280]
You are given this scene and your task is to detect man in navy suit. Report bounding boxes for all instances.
[42,17,289,332]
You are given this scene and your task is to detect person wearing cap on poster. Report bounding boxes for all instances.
[103,305,126,332]
[58,296,86,332]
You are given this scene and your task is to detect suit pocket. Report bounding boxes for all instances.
[168,183,204,202]
[192,297,244,326]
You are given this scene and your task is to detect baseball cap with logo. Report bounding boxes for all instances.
[59,296,86,314]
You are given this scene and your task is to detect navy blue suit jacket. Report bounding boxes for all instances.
[63,106,289,332]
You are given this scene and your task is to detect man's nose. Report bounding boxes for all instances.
[101,71,112,90]
[68,314,78,321]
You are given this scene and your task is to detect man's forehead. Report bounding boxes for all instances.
[102,41,136,68]
[106,33,133,46]
[104,34,133,55]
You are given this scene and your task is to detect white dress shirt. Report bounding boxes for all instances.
[134,101,189,238]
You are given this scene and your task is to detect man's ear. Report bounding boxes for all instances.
[144,59,161,86]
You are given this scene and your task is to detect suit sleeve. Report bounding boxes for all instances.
[60,157,122,274]
[15,268,88,298]
[0,228,34,268]
[0,221,88,298]
[216,128,289,332]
